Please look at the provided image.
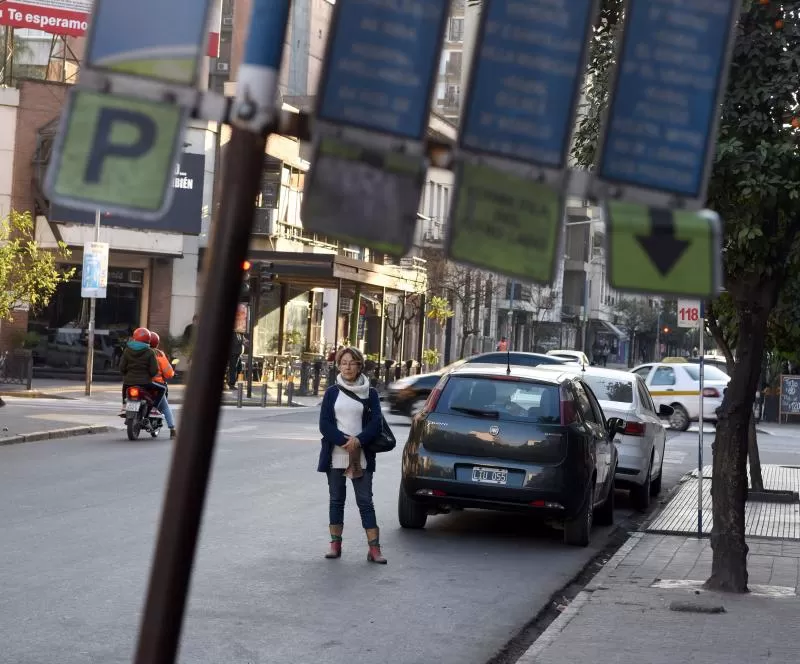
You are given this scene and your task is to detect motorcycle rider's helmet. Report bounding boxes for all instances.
[149,332,160,348]
[132,327,151,344]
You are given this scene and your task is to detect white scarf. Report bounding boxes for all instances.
[336,373,370,398]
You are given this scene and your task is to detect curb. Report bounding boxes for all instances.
[0,424,111,447]
[0,390,76,400]
[515,533,645,664]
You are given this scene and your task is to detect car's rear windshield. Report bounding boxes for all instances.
[467,353,564,366]
[435,376,561,424]
[682,365,728,381]
[582,376,633,403]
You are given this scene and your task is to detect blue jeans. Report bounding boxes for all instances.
[327,469,377,529]
[158,395,175,429]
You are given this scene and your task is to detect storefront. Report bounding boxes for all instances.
[27,264,148,371]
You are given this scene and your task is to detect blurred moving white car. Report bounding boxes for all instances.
[581,367,672,511]
[546,349,590,370]
[631,360,730,431]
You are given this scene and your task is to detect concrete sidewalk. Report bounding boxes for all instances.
[0,405,108,445]
[0,379,322,408]
[517,534,800,664]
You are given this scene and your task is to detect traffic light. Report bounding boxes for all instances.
[258,261,277,295]
[240,260,252,302]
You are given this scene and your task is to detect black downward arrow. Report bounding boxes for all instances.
[636,208,690,276]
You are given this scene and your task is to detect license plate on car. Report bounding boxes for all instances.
[471,466,508,485]
[126,401,140,412]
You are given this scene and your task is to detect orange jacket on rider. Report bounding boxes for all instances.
[153,349,175,384]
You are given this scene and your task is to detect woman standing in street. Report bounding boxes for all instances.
[318,346,386,563]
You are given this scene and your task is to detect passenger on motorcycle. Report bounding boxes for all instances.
[150,332,177,438]
[119,327,165,417]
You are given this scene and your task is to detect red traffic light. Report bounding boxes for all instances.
[242,260,252,271]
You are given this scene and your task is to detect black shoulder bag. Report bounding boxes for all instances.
[337,386,397,453]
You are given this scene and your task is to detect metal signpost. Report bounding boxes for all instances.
[447,0,597,282]
[43,0,304,661]
[80,210,108,396]
[677,299,705,537]
[301,0,450,256]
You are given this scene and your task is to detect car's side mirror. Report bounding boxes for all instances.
[659,404,674,417]
[607,417,626,436]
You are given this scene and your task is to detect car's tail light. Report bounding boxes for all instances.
[559,384,577,425]
[128,387,140,399]
[530,500,564,509]
[623,420,646,436]
[703,387,720,398]
[422,385,444,413]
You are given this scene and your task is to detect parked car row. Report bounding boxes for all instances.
[389,350,728,547]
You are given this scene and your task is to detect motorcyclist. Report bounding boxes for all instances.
[150,332,177,438]
[119,327,165,417]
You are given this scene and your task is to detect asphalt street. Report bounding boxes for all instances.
[2,399,800,664]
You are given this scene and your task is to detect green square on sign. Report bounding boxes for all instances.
[606,201,722,298]
[447,161,562,284]
[47,89,184,217]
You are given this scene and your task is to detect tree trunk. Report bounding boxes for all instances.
[706,289,774,593]
[747,413,763,491]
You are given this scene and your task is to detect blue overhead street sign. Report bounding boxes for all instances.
[597,0,738,206]
[316,0,450,140]
[460,0,596,169]
[87,0,212,85]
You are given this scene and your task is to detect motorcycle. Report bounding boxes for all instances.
[124,385,164,440]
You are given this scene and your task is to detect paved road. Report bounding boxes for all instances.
[2,400,798,664]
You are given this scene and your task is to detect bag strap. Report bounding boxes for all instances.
[336,385,369,405]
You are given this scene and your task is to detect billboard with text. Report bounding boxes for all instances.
[0,1,92,37]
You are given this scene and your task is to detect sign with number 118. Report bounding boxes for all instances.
[677,299,702,327]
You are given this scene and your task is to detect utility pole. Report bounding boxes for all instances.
[132,2,294,662]
[84,209,101,396]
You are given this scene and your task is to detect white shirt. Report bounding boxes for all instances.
[331,390,367,469]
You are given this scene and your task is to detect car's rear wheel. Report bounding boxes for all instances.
[650,457,664,497]
[669,404,690,431]
[594,480,615,526]
[564,484,593,547]
[631,454,652,511]
[398,484,427,529]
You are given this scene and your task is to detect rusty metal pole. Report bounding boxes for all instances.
[132,2,292,662]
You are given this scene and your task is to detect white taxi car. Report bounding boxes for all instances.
[631,360,730,431]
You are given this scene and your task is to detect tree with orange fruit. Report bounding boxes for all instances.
[574,0,800,592]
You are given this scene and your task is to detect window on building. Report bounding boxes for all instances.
[449,18,464,41]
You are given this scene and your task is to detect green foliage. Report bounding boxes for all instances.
[707,1,800,283]
[422,348,440,368]
[0,210,74,322]
[426,295,454,327]
[572,0,623,166]
[615,298,658,337]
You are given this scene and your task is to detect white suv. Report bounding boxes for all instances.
[631,361,730,431]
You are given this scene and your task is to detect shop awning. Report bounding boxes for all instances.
[598,320,627,339]
[237,250,425,294]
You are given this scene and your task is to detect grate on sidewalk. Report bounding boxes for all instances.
[647,464,800,540]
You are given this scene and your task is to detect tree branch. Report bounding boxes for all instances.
[706,300,736,372]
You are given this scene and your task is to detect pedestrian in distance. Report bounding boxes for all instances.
[318,346,386,564]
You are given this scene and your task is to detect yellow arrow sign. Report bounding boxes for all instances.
[606,201,722,297]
